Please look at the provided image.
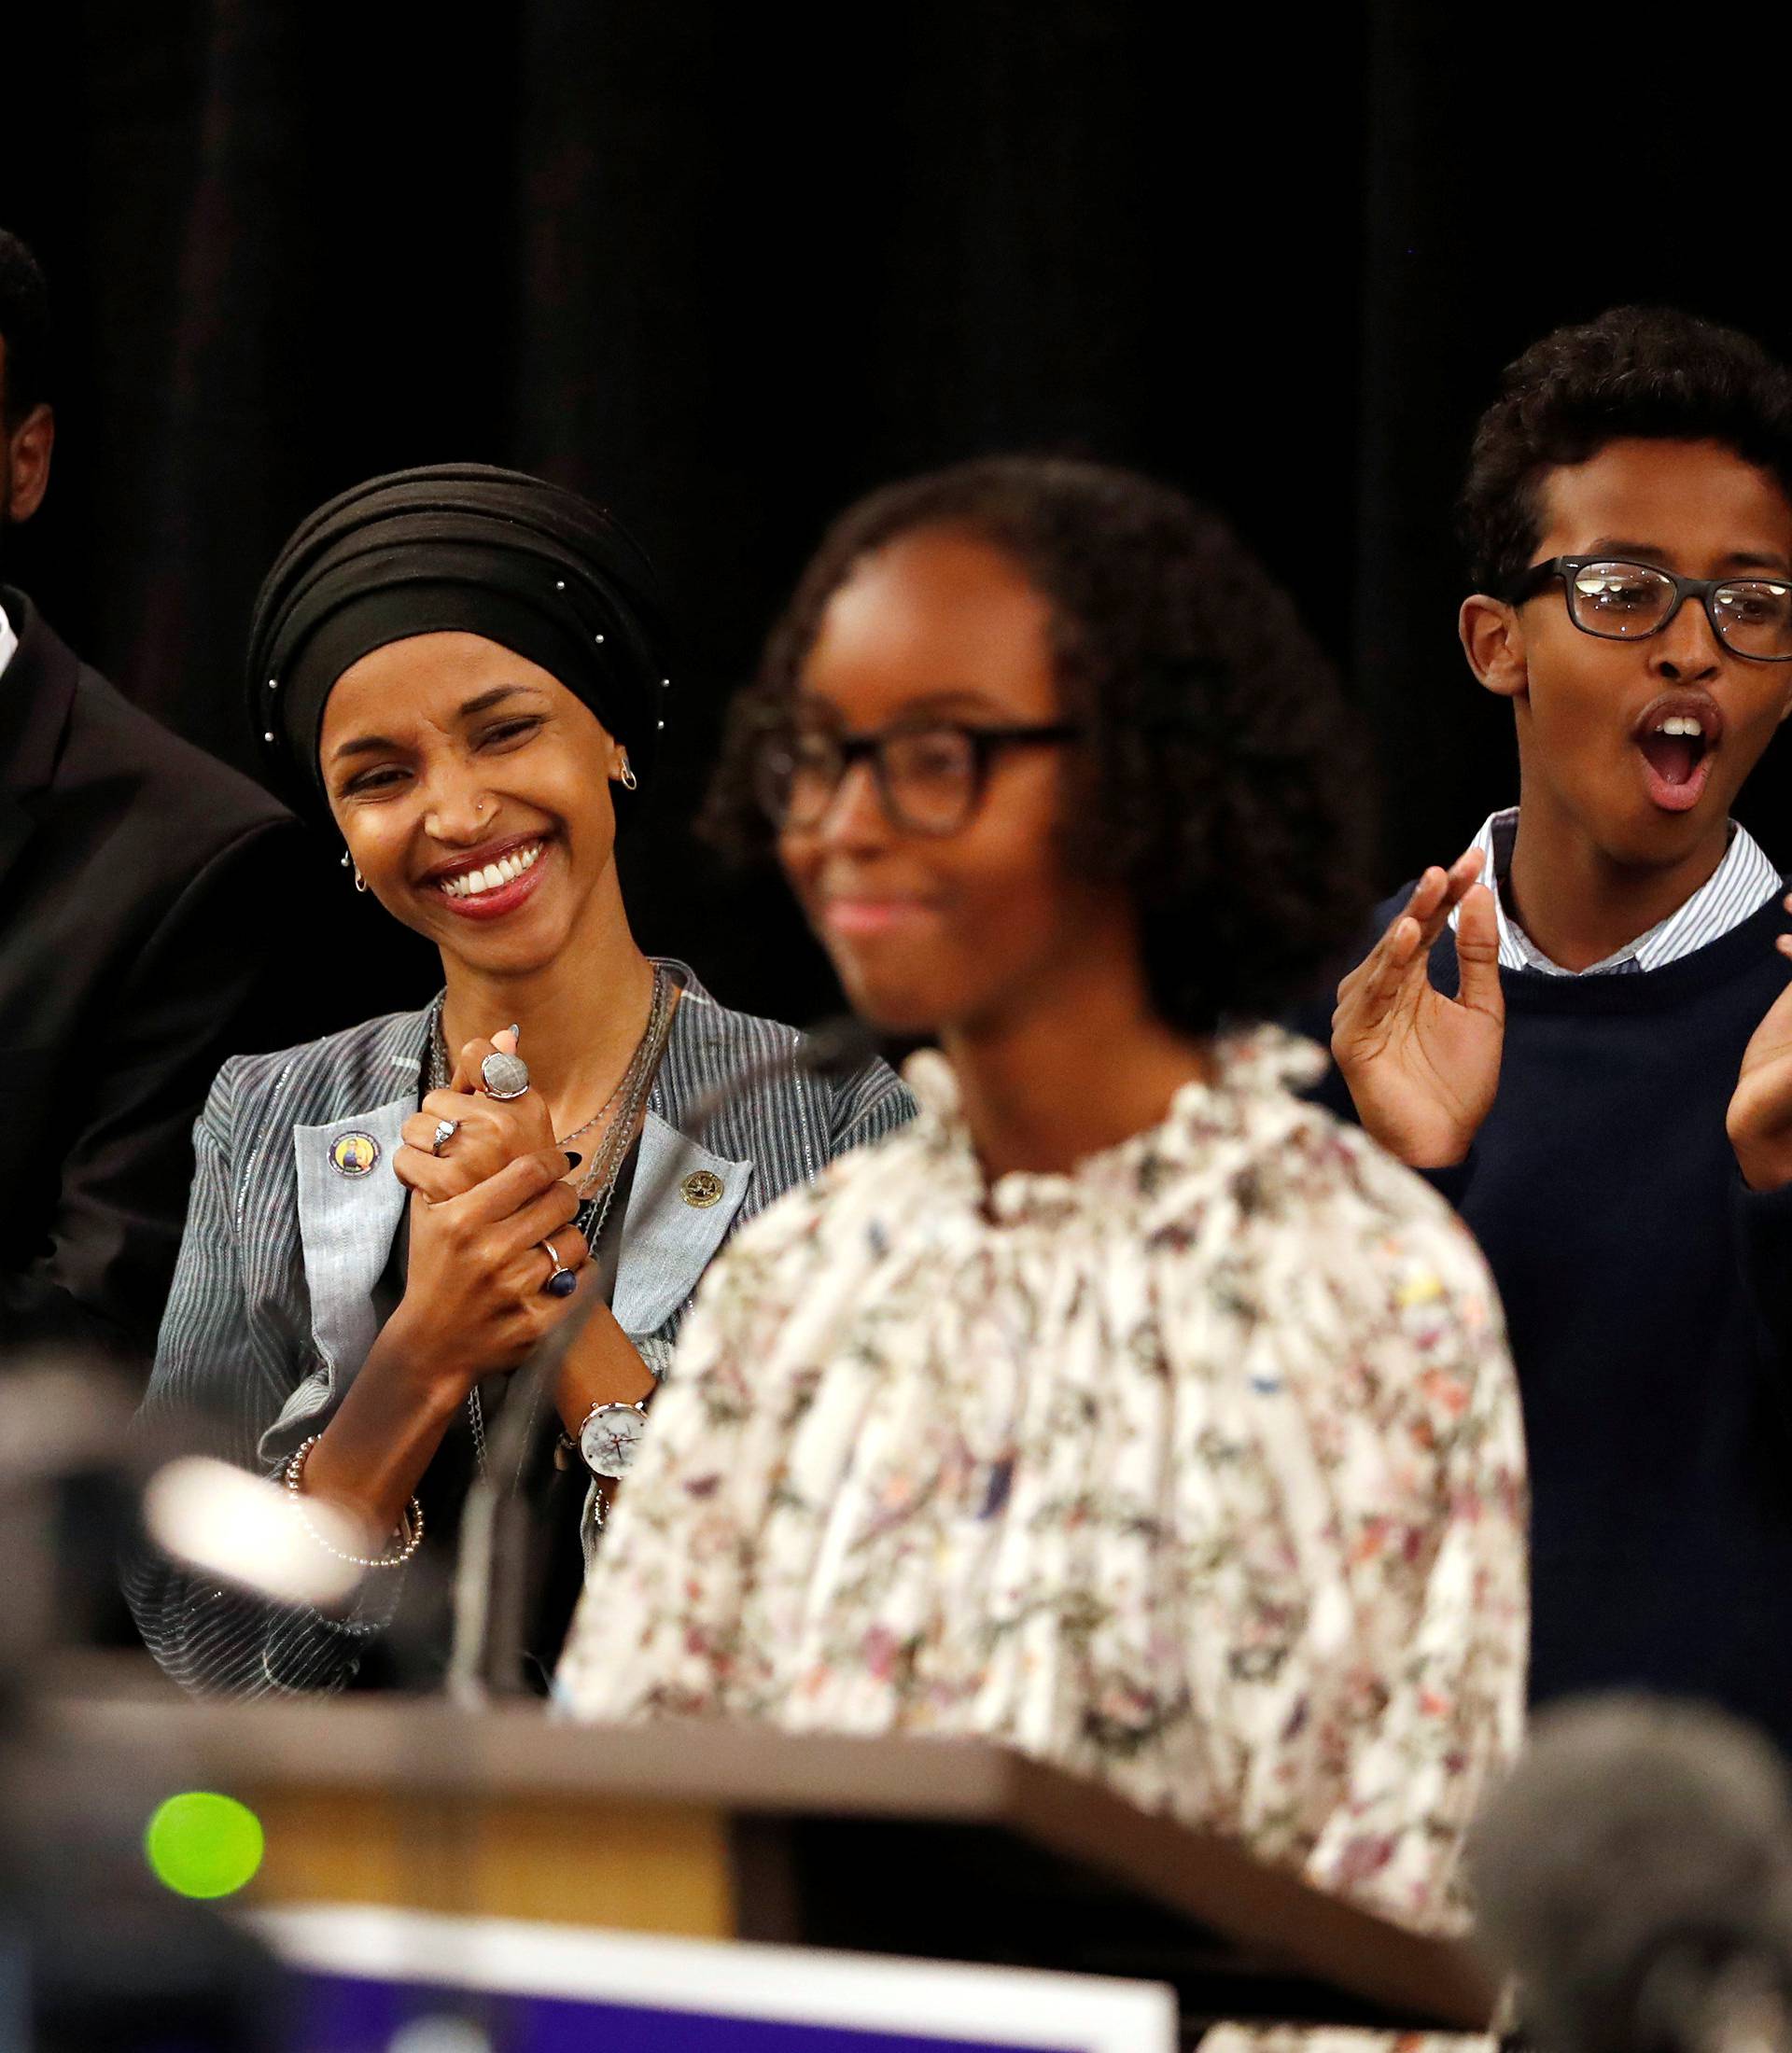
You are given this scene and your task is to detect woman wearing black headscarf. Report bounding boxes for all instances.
[128,465,912,1697]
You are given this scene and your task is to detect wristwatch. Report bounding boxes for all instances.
[576,1399,651,1479]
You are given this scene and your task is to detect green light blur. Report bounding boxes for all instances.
[144,1791,265,1899]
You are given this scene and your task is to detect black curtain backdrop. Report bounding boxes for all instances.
[3,2,1785,1038]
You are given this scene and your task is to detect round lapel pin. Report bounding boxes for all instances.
[329,1131,382,1179]
[680,1169,724,1208]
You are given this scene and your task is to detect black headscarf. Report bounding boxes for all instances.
[246,463,671,817]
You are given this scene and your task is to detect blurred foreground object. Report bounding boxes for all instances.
[41,1690,1496,2037]
[144,1456,365,1613]
[0,1355,286,2046]
[255,1903,1174,2052]
[1472,1695,1792,2053]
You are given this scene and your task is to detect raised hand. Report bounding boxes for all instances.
[1331,849,1505,1169]
[1728,894,1792,1193]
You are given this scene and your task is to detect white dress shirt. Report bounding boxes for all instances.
[1453,806,1782,975]
[0,600,16,683]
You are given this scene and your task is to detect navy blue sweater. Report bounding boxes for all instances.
[1306,887,1792,1751]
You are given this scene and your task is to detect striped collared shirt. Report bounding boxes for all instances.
[1453,807,1782,975]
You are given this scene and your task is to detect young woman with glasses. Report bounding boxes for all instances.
[560,455,1528,1952]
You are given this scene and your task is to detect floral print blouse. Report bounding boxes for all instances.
[559,1026,1528,1941]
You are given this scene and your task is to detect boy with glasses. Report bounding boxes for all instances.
[1324,305,1792,1745]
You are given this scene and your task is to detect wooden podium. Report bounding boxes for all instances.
[48,1678,1495,2036]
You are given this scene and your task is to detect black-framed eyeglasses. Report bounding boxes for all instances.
[751,719,1086,836]
[1507,556,1792,663]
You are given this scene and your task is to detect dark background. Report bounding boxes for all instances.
[5,0,1790,1031]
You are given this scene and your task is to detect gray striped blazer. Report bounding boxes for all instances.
[128,962,913,1697]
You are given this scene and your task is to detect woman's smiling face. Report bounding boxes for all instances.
[320,631,630,975]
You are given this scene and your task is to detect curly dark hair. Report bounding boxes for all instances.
[0,229,50,427]
[705,454,1374,1037]
[1461,305,1792,596]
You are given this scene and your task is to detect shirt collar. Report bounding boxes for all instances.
[0,601,15,684]
[1454,807,1782,975]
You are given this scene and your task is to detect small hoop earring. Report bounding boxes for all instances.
[618,757,637,792]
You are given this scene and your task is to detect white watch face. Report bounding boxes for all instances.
[580,1403,648,1479]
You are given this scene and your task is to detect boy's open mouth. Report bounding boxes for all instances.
[1634,701,1720,815]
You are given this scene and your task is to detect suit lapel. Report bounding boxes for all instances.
[611,1109,753,1338]
[293,1096,413,1379]
[0,590,77,893]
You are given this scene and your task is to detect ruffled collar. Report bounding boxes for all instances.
[900,1026,1329,1227]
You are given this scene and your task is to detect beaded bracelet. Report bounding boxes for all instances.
[283,1434,425,1570]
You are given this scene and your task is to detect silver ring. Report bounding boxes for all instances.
[540,1238,577,1298]
[430,1118,458,1156]
[480,1051,531,1100]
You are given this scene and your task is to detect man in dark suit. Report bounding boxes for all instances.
[0,230,301,1367]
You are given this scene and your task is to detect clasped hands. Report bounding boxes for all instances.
[1331,853,1792,1194]
[382,1026,593,1398]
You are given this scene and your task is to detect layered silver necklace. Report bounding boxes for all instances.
[424,963,678,1471]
